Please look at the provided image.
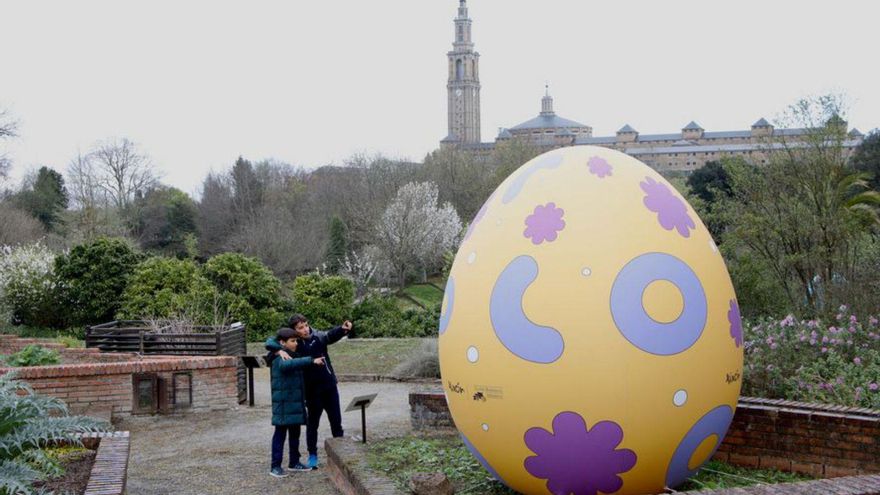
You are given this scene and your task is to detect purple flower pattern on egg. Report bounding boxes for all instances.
[524,411,636,495]
[587,156,613,178]
[641,177,696,238]
[728,300,743,348]
[523,203,565,245]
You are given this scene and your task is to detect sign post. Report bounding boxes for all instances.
[345,393,378,443]
[240,356,262,407]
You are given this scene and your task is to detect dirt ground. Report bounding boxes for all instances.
[120,368,418,495]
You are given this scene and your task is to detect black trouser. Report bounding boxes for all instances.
[305,385,344,455]
[271,424,302,469]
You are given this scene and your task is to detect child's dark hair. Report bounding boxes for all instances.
[288,314,308,328]
[277,327,297,342]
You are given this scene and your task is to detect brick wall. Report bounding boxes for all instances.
[409,392,880,478]
[715,397,880,478]
[410,392,454,430]
[0,336,239,417]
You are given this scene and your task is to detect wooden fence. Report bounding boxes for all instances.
[85,321,248,403]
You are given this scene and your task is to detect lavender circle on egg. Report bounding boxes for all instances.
[610,252,707,356]
[665,405,734,488]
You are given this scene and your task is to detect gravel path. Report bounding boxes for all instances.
[120,368,417,495]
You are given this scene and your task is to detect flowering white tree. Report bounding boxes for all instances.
[0,243,58,325]
[378,182,462,288]
[341,247,382,296]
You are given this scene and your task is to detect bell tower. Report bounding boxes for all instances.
[445,0,481,144]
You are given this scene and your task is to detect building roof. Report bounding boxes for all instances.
[510,113,589,131]
[440,134,460,143]
[497,128,513,139]
[849,128,864,138]
[621,139,863,156]
[752,118,772,127]
[683,121,703,131]
[618,124,637,133]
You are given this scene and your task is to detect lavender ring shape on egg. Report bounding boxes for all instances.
[490,256,564,363]
[666,405,734,488]
[502,153,564,204]
[610,252,707,356]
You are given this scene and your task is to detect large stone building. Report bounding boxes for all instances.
[441,0,865,172]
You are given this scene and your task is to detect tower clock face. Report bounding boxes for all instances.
[455,89,462,97]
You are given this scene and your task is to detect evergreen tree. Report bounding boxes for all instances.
[324,216,348,274]
[15,166,69,231]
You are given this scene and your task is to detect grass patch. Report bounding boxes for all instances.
[679,460,812,491]
[369,436,813,494]
[401,284,444,308]
[246,337,425,375]
[368,436,515,494]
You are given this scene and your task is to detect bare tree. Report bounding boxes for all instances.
[0,108,19,183]
[0,203,45,246]
[89,138,159,209]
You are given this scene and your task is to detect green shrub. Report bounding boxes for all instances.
[351,294,423,338]
[743,310,880,409]
[3,345,60,367]
[0,373,105,494]
[117,257,220,323]
[292,274,354,330]
[0,243,63,327]
[55,237,143,326]
[203,253,286,341]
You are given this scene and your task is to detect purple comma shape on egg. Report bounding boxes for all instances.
[641,176,696,238]
[524,411,637,495]
[502,153,564,204]
[490,255,564,363]
[438,277,454,335]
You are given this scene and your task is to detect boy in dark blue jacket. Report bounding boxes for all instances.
[266,327,325,477]
[266,314,351,469]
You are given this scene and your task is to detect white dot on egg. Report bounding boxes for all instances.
[673,389,688,407]
[467,252,477,264]
[467,346,479,363]
[581,267,592,277]
[481,423,489,431]
[496,218,503,226]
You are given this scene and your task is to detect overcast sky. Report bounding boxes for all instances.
[2,0,878,195]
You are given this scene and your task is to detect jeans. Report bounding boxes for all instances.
[306,386,344,455]
[270,424,302,469]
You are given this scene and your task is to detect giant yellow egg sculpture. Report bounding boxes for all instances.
[439,146,743,495]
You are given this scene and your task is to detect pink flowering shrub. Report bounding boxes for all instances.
[743,306,880,409]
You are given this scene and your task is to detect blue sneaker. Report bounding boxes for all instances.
[307,454,319,469]
[269,466,288,478]
[290,462,313,471]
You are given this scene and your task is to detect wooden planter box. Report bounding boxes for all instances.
[86,320,248,403]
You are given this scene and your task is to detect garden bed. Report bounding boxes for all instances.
[366,436,812,493]
[30,432,130,495]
